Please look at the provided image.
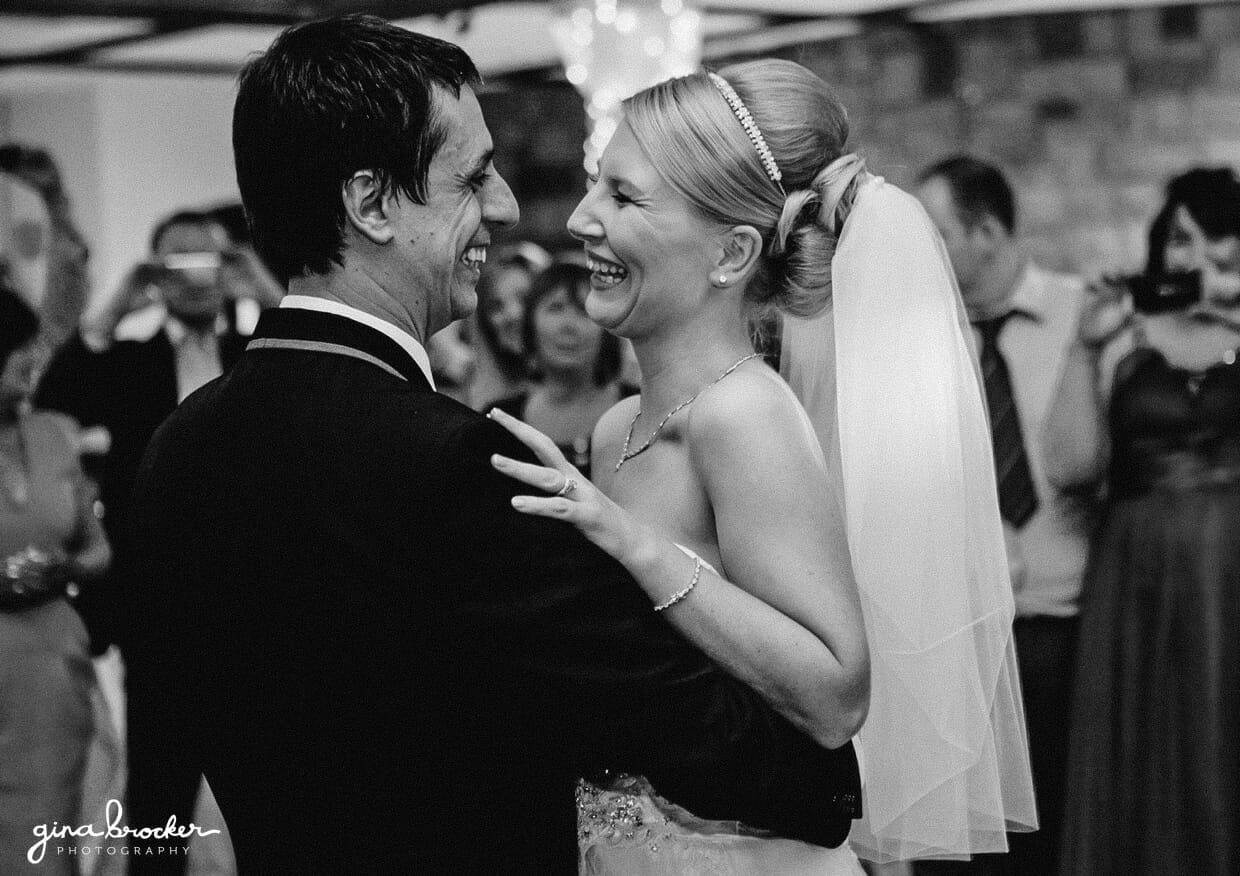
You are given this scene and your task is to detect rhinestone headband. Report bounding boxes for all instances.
[707,72,784,190]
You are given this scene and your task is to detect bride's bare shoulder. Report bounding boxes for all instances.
[687,365,822,468]
[592,392,642,454]
[691,362,800,426]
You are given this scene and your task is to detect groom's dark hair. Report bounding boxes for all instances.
[233,14,480,285]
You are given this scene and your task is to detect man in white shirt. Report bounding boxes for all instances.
[39,209,252,639]
[917,156,1096,876]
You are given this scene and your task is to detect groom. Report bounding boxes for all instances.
[124,14,861,873]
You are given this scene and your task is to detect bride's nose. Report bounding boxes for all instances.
[567,191,603,244]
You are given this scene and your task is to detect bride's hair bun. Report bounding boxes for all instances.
[624,58,860,320]
[766,154,867,318]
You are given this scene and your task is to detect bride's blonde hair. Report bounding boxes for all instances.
[623,59,863,320]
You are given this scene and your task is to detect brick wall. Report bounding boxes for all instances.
[486,4,1240,278]
[801,5,1240,278]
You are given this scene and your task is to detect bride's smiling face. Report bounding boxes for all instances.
[567,121,723,338]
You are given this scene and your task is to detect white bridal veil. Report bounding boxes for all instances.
[781,174,1038,862]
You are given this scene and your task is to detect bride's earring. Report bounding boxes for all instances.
[716,274,728,286]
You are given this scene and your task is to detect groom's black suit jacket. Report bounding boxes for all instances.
[124,307,861,874]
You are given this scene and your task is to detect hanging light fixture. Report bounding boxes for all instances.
[550,0,703,172]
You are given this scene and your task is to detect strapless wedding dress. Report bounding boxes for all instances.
[577,775,864,876]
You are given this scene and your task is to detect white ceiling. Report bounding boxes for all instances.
[0,0,1227,79]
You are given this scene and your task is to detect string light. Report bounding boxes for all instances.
[550,0,703,173]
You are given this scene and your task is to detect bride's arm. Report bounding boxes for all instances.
[489,374,870,750]
[679,370,869,749]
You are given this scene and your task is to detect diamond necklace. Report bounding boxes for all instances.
[616,352,763,471]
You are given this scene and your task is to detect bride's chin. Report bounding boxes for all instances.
[585,290,637,335]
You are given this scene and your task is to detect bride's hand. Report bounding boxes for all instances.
[487,407,655,566]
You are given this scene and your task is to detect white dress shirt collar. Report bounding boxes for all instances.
[163,314,226,347]
[1006,260,1052,324]
[164,316,224,403]
[279,295,436,390]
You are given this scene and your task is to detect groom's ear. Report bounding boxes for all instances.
[716,225,763,286]
[342,171,395,245]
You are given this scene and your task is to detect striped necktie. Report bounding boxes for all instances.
[975,313,1038,528]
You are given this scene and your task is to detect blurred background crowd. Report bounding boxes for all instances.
[2,1,1239,875]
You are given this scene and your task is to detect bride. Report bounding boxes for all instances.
[490,59,1036,873]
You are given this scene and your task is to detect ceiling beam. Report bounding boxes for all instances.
[0,18,211,68]
[0,0,482,25]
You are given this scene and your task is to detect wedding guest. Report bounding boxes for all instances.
[468,241,549,407]
[425,321,476,404]
[206,200,285,336]
[1,176,110,876]
[487,262,636,476]
[38,209,249,645]
[36,208,250,873]
[0,144,90,348]
[1052,167,1240,876]
[915,155,1092,875]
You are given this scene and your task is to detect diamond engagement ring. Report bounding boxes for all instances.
[555,477,578,498]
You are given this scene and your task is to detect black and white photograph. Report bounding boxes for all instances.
[2,1,1237,873]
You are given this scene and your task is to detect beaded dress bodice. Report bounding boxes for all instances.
[576,774,865,876]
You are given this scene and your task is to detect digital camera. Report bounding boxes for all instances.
[1124,270,1202,314]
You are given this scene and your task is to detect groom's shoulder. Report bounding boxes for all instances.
[371,390,535,475]
[419,395,536,471]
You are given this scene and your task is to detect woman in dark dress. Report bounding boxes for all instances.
[1048,168,1240,876]
[488,263,636,478]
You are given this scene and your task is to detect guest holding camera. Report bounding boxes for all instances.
[38,210,252,646]
[1049,167,1240,876]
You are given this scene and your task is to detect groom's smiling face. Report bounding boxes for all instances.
[388,86,518,338]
